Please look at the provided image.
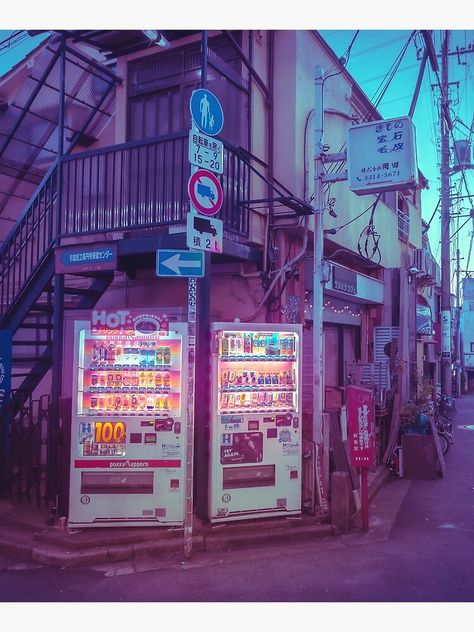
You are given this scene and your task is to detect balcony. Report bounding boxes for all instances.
[61,132,250,239]
[413,248,439,285]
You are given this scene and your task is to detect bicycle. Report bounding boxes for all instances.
[434,394,455,455]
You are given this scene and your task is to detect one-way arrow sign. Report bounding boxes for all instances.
[156,249,205,278]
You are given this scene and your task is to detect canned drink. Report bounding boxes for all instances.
[99,374,106,387]
[155,372,163,388]
[90,396,98,408]
[163,372,171,387]
[98,396,106,409]
[123,373,131,387]
[91,374,98,386]
[163,347,171,364]
[147,372,155,387]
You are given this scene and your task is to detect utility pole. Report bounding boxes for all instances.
[313,66,326,510]
[440,30,453,397]
[455,244,461,396]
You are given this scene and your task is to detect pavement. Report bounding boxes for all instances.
[0,466,392,569]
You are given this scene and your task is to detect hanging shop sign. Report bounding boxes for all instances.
[347,116,418,195]
[347,385,376,468]
[55,243,117,274]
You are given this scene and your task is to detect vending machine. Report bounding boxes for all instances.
[68,309,188,527]
[209,323,302,522]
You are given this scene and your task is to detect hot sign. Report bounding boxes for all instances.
[347,385,376,468]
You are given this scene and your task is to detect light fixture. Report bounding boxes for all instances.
[142,30,170,48]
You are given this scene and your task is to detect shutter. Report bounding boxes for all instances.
[324,326,339,387]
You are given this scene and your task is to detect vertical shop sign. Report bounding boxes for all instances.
[0,330,12,493]
[0,330,12,418]
[347,385,375,531]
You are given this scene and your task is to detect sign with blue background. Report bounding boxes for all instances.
[156,249,205,278]
[0,329,12,493]
[190,89,224,136]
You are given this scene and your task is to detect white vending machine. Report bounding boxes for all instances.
[209,323,302,522]
[68,309,188,527]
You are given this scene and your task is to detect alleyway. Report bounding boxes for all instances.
[1,394,474,604]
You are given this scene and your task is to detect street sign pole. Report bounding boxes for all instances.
[194,29,212,526]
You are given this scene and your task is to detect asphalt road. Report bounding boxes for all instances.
[1,395,474,605]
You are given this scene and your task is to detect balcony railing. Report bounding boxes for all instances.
[60,132,250,238]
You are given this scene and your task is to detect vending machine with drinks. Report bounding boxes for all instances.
[68,309,188,527]
[209,323,302,522]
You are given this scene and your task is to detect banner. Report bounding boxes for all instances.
[347,385,376,468]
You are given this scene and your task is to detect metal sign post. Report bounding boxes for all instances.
[184,277,197,559]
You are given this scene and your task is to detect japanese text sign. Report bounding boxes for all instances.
[347,116,418,195]
[55,243,117,274]
[347,385,376,468]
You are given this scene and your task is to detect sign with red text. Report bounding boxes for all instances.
[347,385,376,468]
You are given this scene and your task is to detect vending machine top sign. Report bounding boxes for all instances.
[189,89,224,136]
[347,116,418,195]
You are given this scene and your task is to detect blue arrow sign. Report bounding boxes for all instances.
[156,249,205,278]
[190,89,224,136]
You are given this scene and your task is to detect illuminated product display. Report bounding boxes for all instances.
[68,310,188,528]
[208,323,302,522]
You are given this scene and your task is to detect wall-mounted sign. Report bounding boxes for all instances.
[347,116,418,195]
[55,243,117,274]
[332,266,357,295]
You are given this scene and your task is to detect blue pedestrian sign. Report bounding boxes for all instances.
[190,89,224,136]
[156,249,205,278]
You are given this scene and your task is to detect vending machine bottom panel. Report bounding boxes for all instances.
[81,472,154,495]
[69,467,185,528]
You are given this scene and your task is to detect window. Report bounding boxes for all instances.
[469,302,474,312]
[127,34,249,148]
[471,342,474,352]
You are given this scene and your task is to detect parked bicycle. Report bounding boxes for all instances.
[434,394,456,455]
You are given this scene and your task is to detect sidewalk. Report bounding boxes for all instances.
[0,466,391,569]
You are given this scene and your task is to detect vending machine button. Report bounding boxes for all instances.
[290,470,298,479]
[248,420,259,431]
[174,421,181,434]
[170,479,180,489]
[293,416,299,428]
[267,428,278,439]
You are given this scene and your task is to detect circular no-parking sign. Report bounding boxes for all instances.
[188,169,223,216]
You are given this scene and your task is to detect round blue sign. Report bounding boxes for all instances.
[190,89,224,136]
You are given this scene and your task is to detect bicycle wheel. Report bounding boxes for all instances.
[437,432,449,456]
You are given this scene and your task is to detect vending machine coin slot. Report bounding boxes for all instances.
[130,433,142,443]
[248,420,259,431]
[144,433,157,444]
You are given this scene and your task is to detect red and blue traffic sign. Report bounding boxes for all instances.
[188,169,223,216]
